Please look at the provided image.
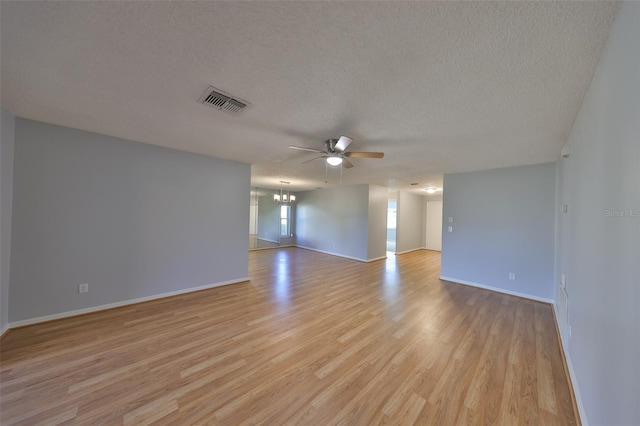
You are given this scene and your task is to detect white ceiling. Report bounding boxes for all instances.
[1,1,619,194]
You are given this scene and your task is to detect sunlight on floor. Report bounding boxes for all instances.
[274,251,291,304]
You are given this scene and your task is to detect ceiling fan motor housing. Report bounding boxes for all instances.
[325,139,338,153]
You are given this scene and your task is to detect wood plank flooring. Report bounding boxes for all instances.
[0,248,577,425]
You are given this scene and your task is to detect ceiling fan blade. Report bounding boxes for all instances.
[345,151,384,158]
[334,136,353,152]
[302,156,327,164]
[342,158,354,168]
[288,145,326,154]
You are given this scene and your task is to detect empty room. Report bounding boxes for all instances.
[1,1,638,425]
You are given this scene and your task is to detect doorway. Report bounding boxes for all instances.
[386,199,397,253]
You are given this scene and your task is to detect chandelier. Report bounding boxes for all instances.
[274,181,296,203]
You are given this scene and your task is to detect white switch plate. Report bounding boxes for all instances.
[79,283,89,293]
[509,273,516,280]
[447,226,453,232]
[448,217,454,223]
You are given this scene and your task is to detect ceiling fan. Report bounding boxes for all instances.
[288,136,384,168]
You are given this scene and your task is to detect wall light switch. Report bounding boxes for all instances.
[448,217,454,223]
[447,226,453,233]
[79,283,89,294]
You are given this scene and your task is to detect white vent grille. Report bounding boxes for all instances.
[199,86,250,114]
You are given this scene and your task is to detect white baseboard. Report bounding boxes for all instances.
[250,244,294,251]
[395,247,424,255]
[552,303,588,426]
[9,277,249,328]
[367,255,387,262]
[0,324,10,340]
[296,245,385,263]
[439,276,554,304]
[257,238,279,244]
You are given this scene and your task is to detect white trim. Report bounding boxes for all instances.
[9,277,249,328]
[553,303,588,426]
[439,276,554,304]
[421,247,442,252]
[257,237,279,244]
[295,245,373,263]
[0,324,9,339]
[249,244,295,251]
[367,255,387,263]
[395,247,423,255]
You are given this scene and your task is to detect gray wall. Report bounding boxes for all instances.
[441,163,556,301]
[421,198,427,248]
[367,185,388,260]
[555,2,639,424]
[1,108,15,334]
[10,119,250,323]
[396,191,423,254]
[296,184,370,261]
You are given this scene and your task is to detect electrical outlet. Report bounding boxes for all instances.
[509,273,516,280]
[79,283,89,294]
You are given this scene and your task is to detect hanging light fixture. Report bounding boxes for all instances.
[274,181,296,203]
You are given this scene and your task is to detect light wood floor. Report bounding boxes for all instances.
[0,248,577,425]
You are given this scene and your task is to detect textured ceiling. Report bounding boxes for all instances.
[1,1,619,194]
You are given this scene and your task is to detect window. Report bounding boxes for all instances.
[387,200,397,229]
[280,205,290,237]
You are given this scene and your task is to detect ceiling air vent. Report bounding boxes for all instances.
[199,86,250,114]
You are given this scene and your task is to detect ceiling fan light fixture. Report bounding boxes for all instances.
[425,187,440,194]
[327,156,343,166]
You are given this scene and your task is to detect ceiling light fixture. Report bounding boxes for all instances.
[425,187,440,194]
[274,181,296,203]
[326,156,343,166]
